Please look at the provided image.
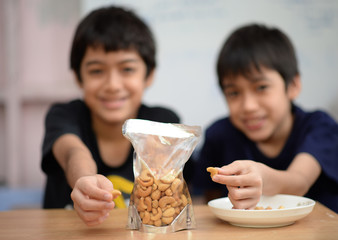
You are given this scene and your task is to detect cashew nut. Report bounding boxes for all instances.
[165,188,173,196]
[137,186,152,197]
[111,189,122,199]
[181,194,188,207]
[151,189,161,200]
[162,207,175,217]
[159,196,175,209]
[152,208,158,215]
[154,219,162,227]
[138,177,154,187]
[148,220,154,226]
[139,211,145,219]
[158,182,170,191]
[144,196,152,212]
[142,211,150,224]
[152,199,159,208]
[170,178,182,192]
[140,169,152,182]
[150,207,162,221]
[138,197,148,211]
[152,183,158,191]
[206,167,218,178]
[162,216,174,225]
[160,174,175,184]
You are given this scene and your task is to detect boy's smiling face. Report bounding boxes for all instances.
[78,46,153,126]
[222,66,300,145]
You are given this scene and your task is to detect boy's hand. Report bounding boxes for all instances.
[210,160,263,209]
[71,174,119,226]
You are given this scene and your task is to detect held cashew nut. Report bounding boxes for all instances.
[111,189,122,198]
[206,167,218,178]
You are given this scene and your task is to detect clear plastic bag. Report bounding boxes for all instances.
[122,119,201,233]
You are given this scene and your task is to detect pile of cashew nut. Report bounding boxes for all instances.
[132,168,191,227]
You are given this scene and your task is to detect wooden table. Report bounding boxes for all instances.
[0,203,337,240]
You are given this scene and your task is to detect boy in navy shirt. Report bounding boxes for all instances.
[195,23,338,212]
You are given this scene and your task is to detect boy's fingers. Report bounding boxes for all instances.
[212,174,238,186]
[77,179,113,202]
[95,175,121,200]
[72,193,115,211]
[227,185,260,199]
[228,195,258,210]
[74,204,111,226]
[219,161,247,175]
[213,173,256,188]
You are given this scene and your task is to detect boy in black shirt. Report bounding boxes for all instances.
[41,6,180,226]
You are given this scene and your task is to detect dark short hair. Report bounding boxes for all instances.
[216,23,299,89]
[70,6,156,83]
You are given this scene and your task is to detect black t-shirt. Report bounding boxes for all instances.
[41,99,180,208]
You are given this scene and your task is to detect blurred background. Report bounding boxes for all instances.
[0,0,337,210]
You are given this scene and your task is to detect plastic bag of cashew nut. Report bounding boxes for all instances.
[122,119,201,233]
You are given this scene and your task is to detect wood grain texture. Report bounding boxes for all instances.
[0,203,337,240]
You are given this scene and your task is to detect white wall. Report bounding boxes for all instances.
[82,0,338,131]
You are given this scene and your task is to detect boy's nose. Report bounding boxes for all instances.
[241,92,259,112]
[104,71,123,90]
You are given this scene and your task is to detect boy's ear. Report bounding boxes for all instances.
[287,74,302,100]
[145,70,155,88]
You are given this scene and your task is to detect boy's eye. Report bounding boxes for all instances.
[88,68,104,75]
[225,90,239,98]
[257,85,268,91]
[122,66,136,74]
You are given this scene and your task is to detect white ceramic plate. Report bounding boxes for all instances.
[208,194,315,228]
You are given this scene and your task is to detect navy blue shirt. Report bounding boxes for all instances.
[195,105,338,212]
[41,99,180,208]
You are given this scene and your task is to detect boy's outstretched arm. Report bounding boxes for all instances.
[52,134,117,226]
[211,153,321,209]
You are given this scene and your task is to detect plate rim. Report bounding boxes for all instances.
[207,194,316,228]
